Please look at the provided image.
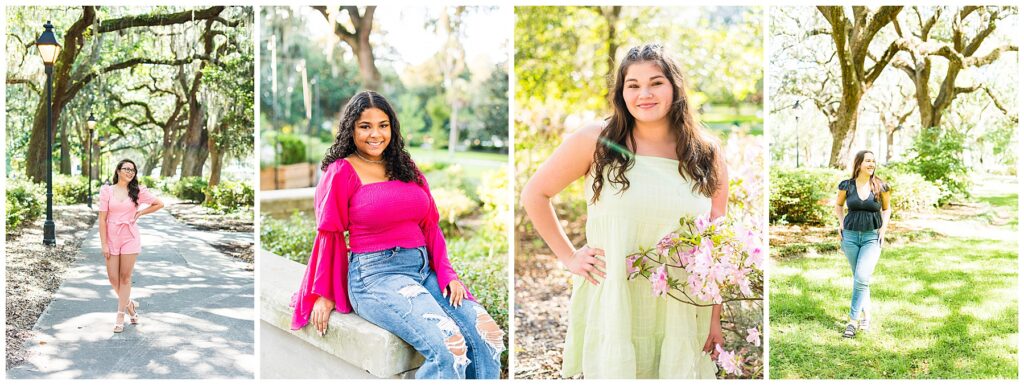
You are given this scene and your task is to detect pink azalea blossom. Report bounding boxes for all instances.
[676,246,696,268]
[651,264,669,297]
[747,246,764,269]
[626,254,643,275]
[746,328,761,347]
[716,345,743,376]
[655,233,678,256]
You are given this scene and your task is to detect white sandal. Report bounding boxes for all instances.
[113,311,126,333]
[127,300,140,325]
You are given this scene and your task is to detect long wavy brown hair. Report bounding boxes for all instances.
[111,159,141,206]
[850,150,887,200]
[320,90,420,184]
[591,43,722,203]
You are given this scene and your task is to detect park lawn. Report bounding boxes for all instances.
[409,147,506,185]
[769,236,1018,379]
[409,147,507,163]
[976,192,1018,228]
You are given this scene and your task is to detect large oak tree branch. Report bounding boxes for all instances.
[98,6,225,33]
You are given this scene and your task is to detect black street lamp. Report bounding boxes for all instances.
[87,113,96,208]
[37,20,61,246]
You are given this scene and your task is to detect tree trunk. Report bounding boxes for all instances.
[207,124,227,188]
[315,6,380,91]
[59,120,72,174]
[180,20,217,177]
[355,36,381,91]
[828,103,860,168]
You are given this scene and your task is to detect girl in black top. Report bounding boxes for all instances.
[834,150,891,338]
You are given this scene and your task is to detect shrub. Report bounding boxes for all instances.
[905,125,971,204]
[875,169,941,217]
[204,180,255,212]
[769,167,845,225]
[139,175,162,189]
[433,187,477,235]
[171,177,208,203]
[53,174,95,205]
[6,179,46,231]
[276,133,307,165]
[260,212,316,264]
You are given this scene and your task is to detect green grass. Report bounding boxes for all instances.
[769,237,1018,379]
[408,147,507,163]
[977,193,1018,209]
[409,147,506,184]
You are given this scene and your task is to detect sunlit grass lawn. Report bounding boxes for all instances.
[409,147,506,182]
[769,236,1018,379]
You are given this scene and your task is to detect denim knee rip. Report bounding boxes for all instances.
[398,284,430,300]
[471,303,506,361]
[423,313,471,370]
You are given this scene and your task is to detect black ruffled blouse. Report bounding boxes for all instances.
[839,179,889,231]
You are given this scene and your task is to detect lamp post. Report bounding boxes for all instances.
[86,113,96,208]
[37,20,61,246]
[97,135,106,184]
[792,100,801,168]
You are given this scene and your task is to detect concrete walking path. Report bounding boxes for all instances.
[7,210,254,379]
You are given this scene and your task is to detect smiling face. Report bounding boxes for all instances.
[853,151,877,179]
[114,160,137,184]
[621,61,674,125]
[353,107,392,160]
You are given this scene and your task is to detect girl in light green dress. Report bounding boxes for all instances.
[522,43,729,379]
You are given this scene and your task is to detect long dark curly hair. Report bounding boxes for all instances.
[112,159,141,206]
[321,91,421,184]
[591,43,722,203]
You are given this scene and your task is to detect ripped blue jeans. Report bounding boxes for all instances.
[841,229,882,320]
[348,246,504,379]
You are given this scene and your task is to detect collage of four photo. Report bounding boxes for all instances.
[2,3,1019,381]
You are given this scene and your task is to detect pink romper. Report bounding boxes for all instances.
[99,185,158,255]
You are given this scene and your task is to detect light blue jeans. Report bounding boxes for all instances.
[348,246,504,379]
[841,229,882,320]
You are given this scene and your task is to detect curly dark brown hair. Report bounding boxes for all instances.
[111,159,141,206]
[321,90,421,184]
[591,43,722,203]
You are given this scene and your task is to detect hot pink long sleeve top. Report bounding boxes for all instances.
[290,158,472,330]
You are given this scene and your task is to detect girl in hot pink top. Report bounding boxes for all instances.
[290,91,504,379]
[98,159,164,333]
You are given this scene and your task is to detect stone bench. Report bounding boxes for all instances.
[259,249,423,378]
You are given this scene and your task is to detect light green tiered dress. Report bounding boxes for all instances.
[562,156,718,379]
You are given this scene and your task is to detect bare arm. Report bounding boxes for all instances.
[521,124,606,283]
[705,155,729,358]
[835,189,847,239]
[99,210,109,256]
[521,125,600,261]
[879,190,892,243]
[136,198,165,218]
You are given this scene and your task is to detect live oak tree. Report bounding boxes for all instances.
[889,6,1018,131]
[8,6,252,185]
[814,6,904,168]
[18,6,230,182]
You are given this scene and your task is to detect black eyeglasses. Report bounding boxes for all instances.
[119,167,137,174]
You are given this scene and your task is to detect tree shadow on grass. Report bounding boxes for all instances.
[770,238,1017,379]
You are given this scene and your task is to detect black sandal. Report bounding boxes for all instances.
[843,323,857,338]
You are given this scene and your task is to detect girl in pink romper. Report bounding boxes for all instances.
[98,159,164,333]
